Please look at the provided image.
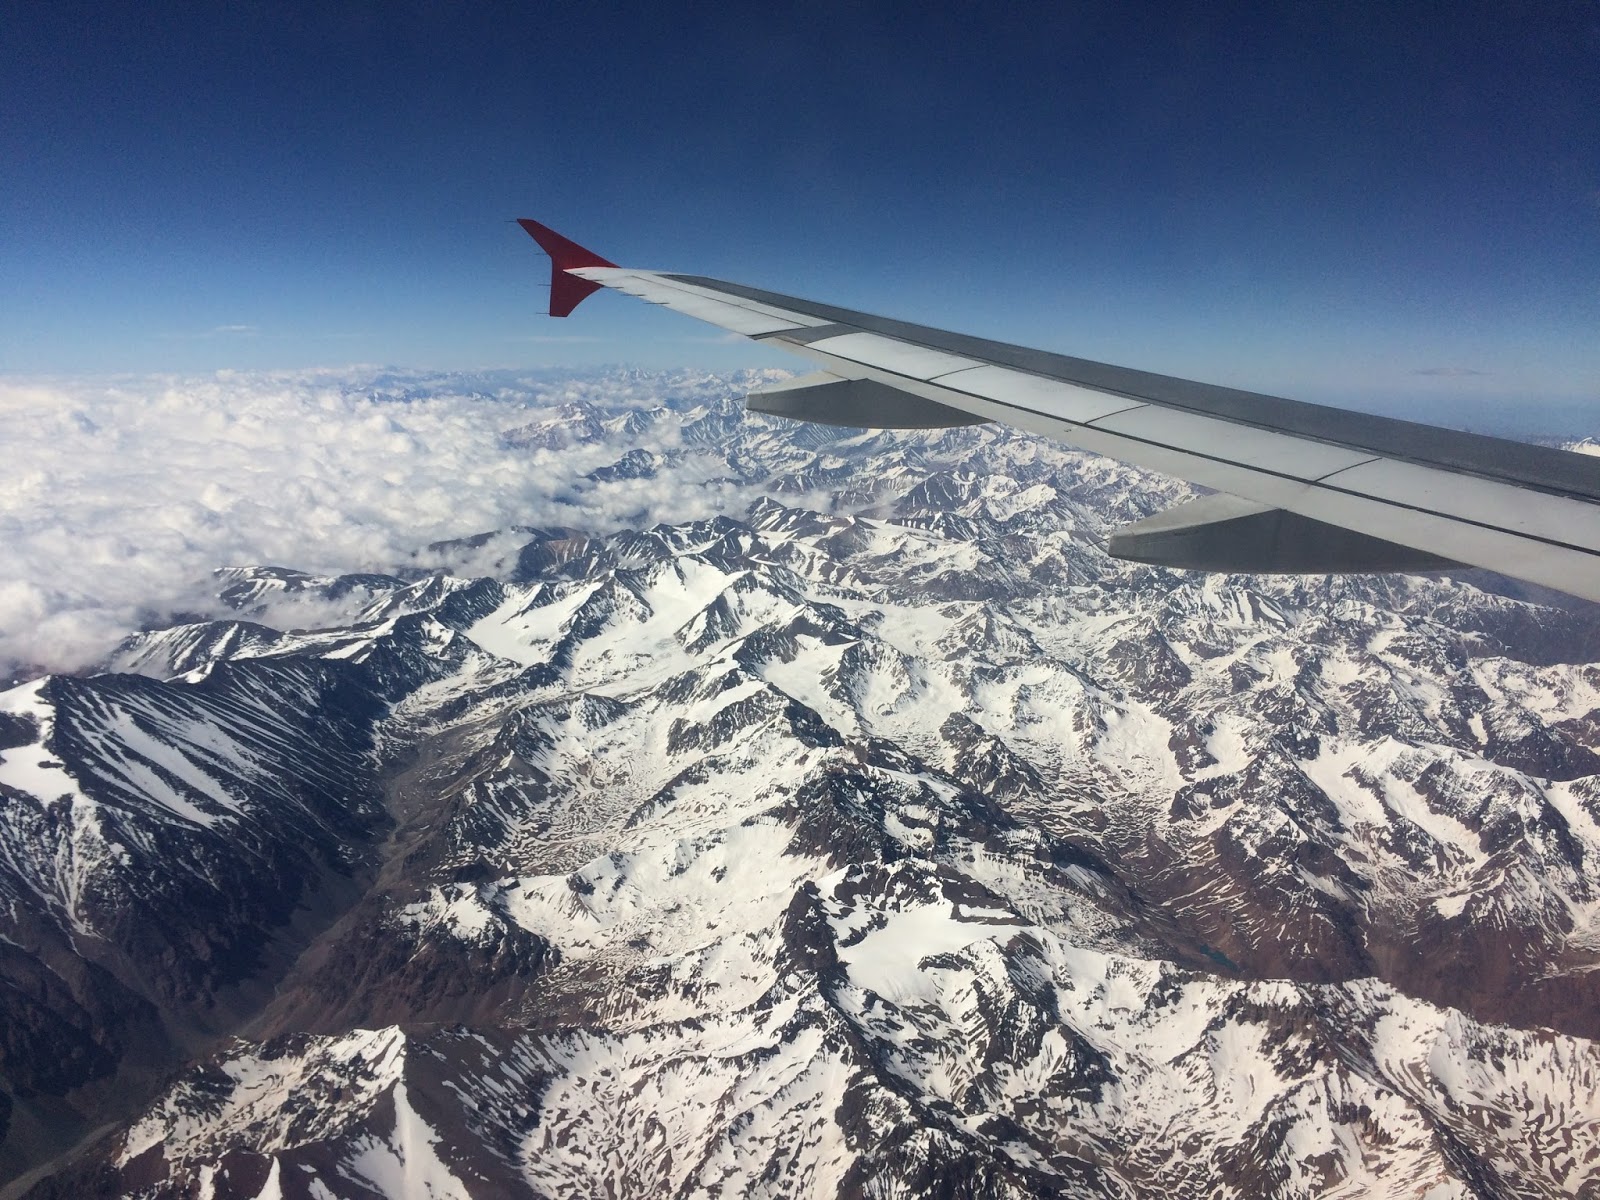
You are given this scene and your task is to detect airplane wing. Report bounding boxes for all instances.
[517,218,1600,604]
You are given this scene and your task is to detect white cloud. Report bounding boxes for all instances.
[0,368,777,677]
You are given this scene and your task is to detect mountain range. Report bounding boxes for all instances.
[2,371,1599,1197]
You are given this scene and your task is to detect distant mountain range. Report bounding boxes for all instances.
[3,374,1599,1198]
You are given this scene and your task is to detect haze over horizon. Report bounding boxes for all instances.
[4,1,1597,422]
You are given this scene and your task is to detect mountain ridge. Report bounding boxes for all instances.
[3,372,1599,1197]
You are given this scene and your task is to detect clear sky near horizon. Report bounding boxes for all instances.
[4,1,1597,430]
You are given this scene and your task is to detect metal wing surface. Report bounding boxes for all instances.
[518,219,1600,604]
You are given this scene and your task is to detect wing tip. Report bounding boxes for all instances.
[516,219,616,317]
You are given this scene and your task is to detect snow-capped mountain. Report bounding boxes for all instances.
[3,371,1600,1198]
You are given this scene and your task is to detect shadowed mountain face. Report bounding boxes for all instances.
[5,377,1600,1197]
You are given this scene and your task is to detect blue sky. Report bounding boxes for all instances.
[4,1,1597,431]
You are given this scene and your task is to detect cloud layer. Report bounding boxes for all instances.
[0,368,770,677]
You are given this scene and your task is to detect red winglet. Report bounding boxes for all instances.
[517,219,617,317]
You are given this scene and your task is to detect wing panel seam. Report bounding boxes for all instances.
[1313,456,1382,483]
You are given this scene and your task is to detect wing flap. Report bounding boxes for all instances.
[1314,459,1600,554]
[1088,406,1379,480]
